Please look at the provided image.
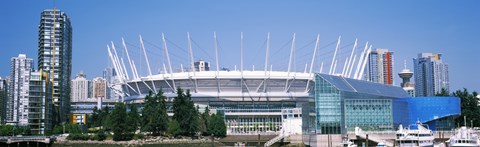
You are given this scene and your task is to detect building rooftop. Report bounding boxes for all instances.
[316,73,409,98]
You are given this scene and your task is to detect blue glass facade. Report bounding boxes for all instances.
[313,74,460,134]
[314,73,409,134]
[396,97,460,131]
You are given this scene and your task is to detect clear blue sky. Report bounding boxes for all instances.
[1,0,479,93]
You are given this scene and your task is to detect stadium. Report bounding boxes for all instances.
[106,33,460,136]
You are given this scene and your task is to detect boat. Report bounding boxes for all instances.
[395,122,434,147]
[447,126,480,147]
[342,137,357,147]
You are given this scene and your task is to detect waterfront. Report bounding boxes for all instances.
[52,142,224,147]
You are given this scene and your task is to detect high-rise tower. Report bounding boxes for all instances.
[0,77,7,124]
[413,53,449,97]
[92,77,106,99]
[398,61,415,97]
[366,49,394,85]
[71,71,88,102]
[38,9,72,124]
[7,54,34,126]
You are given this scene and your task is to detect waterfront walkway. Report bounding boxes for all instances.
[0,136,53,145]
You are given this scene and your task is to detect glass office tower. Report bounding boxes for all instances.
[38,9,72,124]
[413,53,449,97]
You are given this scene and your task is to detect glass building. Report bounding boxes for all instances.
[366,49,394,85]
[28,70,53,135]
[38,9,72,124]
[398,97,460,131]
[315,73,408,134]
[314,73,460,134]
[0,77,7,124]
[413,53,449,97]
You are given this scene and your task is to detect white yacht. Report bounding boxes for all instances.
[395,122,434,147]
[447,126,480,147]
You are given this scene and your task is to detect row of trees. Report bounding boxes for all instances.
[0,125,30,136]
[86,88,226,141]
[436,88,480,127]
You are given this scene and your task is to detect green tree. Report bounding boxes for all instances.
[141,91,155,133]
[200,106,211,135]
[436,88,451,96]
[156,89,169,134]
[167,120,182,137]
[208,111,227,137]
[172,88,198,136]
[141,90,169,135]
[454,89,480,127]
[52,123,82,134]
[127,104,140,133]
[101,106,111,131]
[110,103,133,141]
[0,125,14,136]
[90,106,100,128]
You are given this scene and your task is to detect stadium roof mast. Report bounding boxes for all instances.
[357,45,372,80]
[161,33,173,75]
[287,33,296,76]
[108,43,139,96]
[187,32,195,76]
[264,32,270,76]
[139,35,153,76]
[121,58,129,80]
[106,45,119,81]
[347,54,357,78]
[305,34,320,92]
[319,62,324,73]
[329,36,341,75]
[341,57,349,76]
[240,32,244,75]
[345,39,358,77]
[214,32,221,93]
[161,33,176,92]
[354,42,369,79]
[309,34,320,76]
[111,42,126,82]
[214,32,219,74]
[122,38,138,79]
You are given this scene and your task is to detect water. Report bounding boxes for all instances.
[52,142,223,147]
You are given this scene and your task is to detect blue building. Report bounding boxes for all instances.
[396,97,460,131]
[313,73,460,134]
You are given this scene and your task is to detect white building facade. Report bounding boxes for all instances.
[7,54,34,126]
[71,71,89,102]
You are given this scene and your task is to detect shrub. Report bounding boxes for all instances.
[133,134,144,140]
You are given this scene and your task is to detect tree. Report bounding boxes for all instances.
[208,111,227,137]
[454,89,480,127]
[141,91,155,133]
[167,120,182,137]
[126,104,140,133]
[436,88,450,96]
[156,89,169,134]
[172,88,198,136]
[110,103,133,141]
[141,90,169,135]
[101,106,111,131]
[89,106,100,128]
[52,123,82,134]
[199,106,210,135]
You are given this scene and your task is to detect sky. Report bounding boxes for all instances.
[0,0,479,93]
